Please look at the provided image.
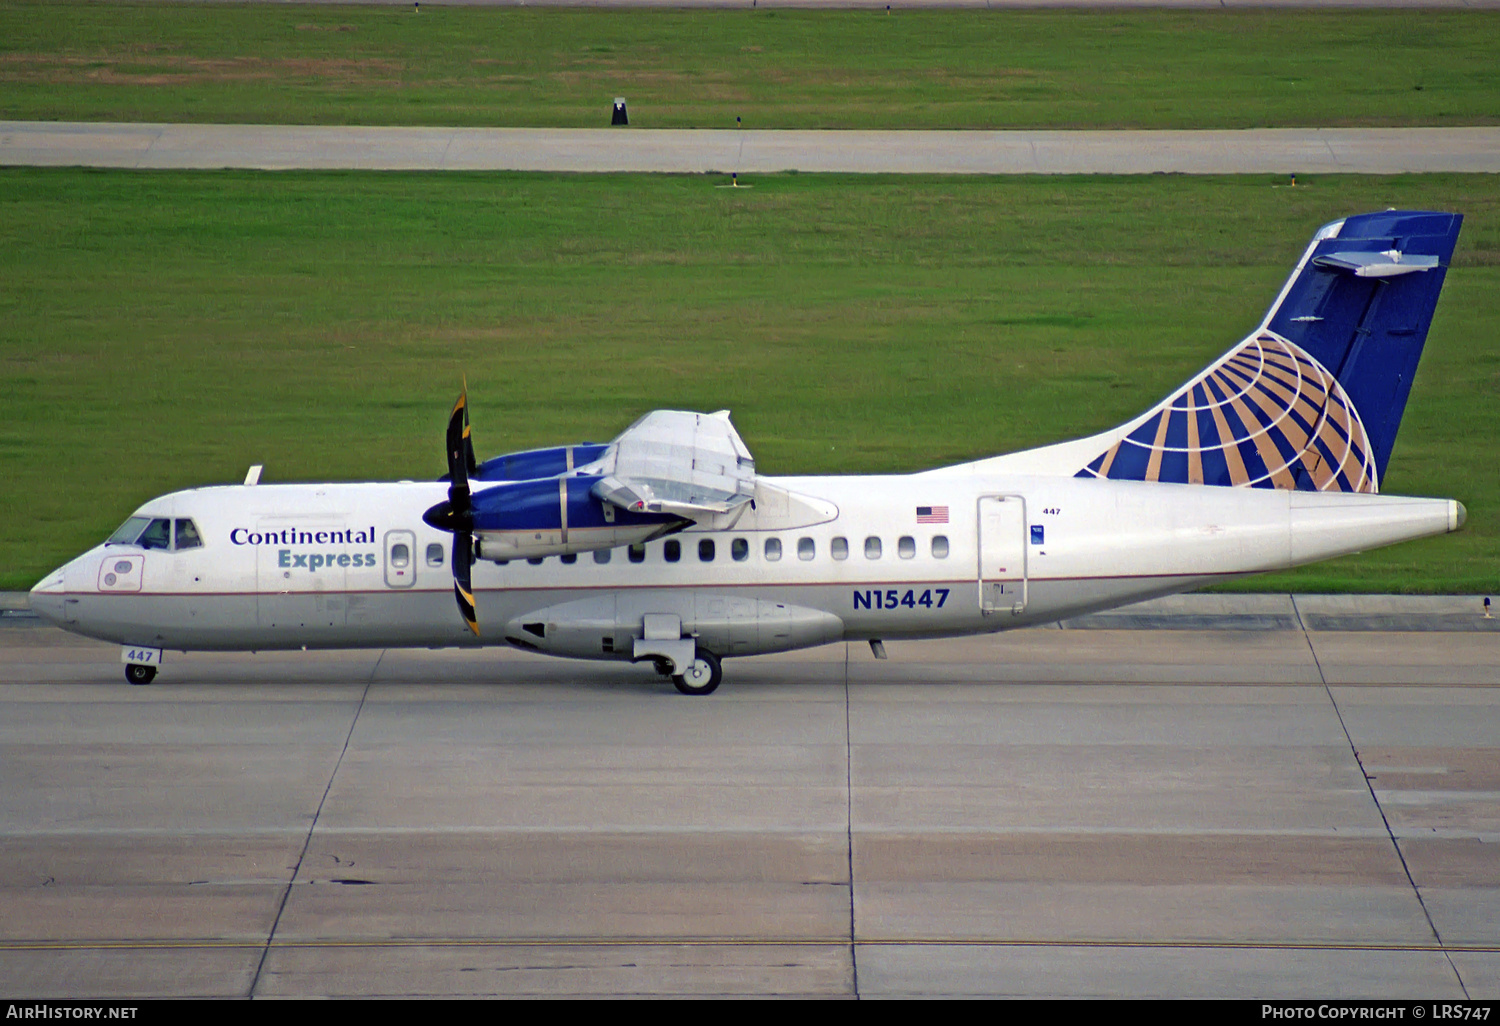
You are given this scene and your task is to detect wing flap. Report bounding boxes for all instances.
[585,410,756,516]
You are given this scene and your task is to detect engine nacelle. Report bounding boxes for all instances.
[459,474,683,561]
[503,591,845,660]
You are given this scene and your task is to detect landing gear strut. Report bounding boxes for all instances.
[125,663,157,686]
[672,649,722,696]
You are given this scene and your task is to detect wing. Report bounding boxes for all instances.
[583,410,756,520]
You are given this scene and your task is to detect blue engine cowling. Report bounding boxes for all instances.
[469,474,683,561]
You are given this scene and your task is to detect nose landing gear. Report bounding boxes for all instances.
[125,663,157,686]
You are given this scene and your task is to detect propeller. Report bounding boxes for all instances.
[423,384,479,635]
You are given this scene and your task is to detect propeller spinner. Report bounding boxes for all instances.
[422,386,480,635]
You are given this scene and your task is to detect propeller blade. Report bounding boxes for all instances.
[446,386,473,507]
[453,530,478,636]
[462,391,477,479]
[438,384,479,635]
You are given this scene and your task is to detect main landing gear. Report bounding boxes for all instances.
[672,649,723,696]
[125,664,157,686]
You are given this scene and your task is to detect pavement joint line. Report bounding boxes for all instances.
[5,938,1497,952]
[842,641,858,999]
[139,123,161,171]
[1303,625,1473,999]
[0,826,1430,838]
[248,664,377,998]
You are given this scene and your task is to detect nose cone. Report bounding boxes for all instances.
[1453,500,1467,531]
[28,566,67,626]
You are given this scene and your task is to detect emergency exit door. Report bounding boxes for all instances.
[976,495,1027,615]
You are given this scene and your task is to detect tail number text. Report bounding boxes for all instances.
[854,588,949,611]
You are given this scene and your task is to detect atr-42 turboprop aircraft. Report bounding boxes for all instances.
[31,210,1468,694]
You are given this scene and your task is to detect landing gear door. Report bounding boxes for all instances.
[977,495,1027,615]
[384,530,417,588]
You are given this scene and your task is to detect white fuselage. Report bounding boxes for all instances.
[29,471,1462,660]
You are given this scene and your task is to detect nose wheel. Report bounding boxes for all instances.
[125,664,157,686]
[672,649,722,696]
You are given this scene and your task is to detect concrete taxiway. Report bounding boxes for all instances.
[2,612,1496,998]
[5,122,1499,174]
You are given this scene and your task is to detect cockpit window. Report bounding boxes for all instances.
[107,517,151,545]
[137,518,172,551]
[108,515,204,551]
[174,519,203,550]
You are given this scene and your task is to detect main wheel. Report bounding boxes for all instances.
[672,649,722,696]
[125,663,157,686]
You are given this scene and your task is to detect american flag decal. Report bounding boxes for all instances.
[916,506,949,524]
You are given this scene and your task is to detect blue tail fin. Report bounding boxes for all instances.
[1075,210,1462,493]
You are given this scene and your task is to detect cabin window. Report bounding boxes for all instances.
[864,536,882,560]
[107,516,151,546]
[391,543,411,568]
[171,519,202,550]
[628,544,646,563]
[798,537,815,561]
[594,549,612,564]
[425,542,445,566]
[831,537,848,561]
[731,538,749,562]
[699,539,715,562]
[664,540,681,563]
[932,535,950,559]
[898,536,916,559]
[138,518,172,551]
[560,553,577,564]
[764,538,782,561]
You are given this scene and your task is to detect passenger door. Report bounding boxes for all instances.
[976,495,1027,615]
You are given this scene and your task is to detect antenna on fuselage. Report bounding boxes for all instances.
[244,465,263,486]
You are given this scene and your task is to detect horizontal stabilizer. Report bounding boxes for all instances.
[1312,251,1440,278]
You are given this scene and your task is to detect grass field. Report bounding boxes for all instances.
[3,3,1499,129]
[1,168,1495,593]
